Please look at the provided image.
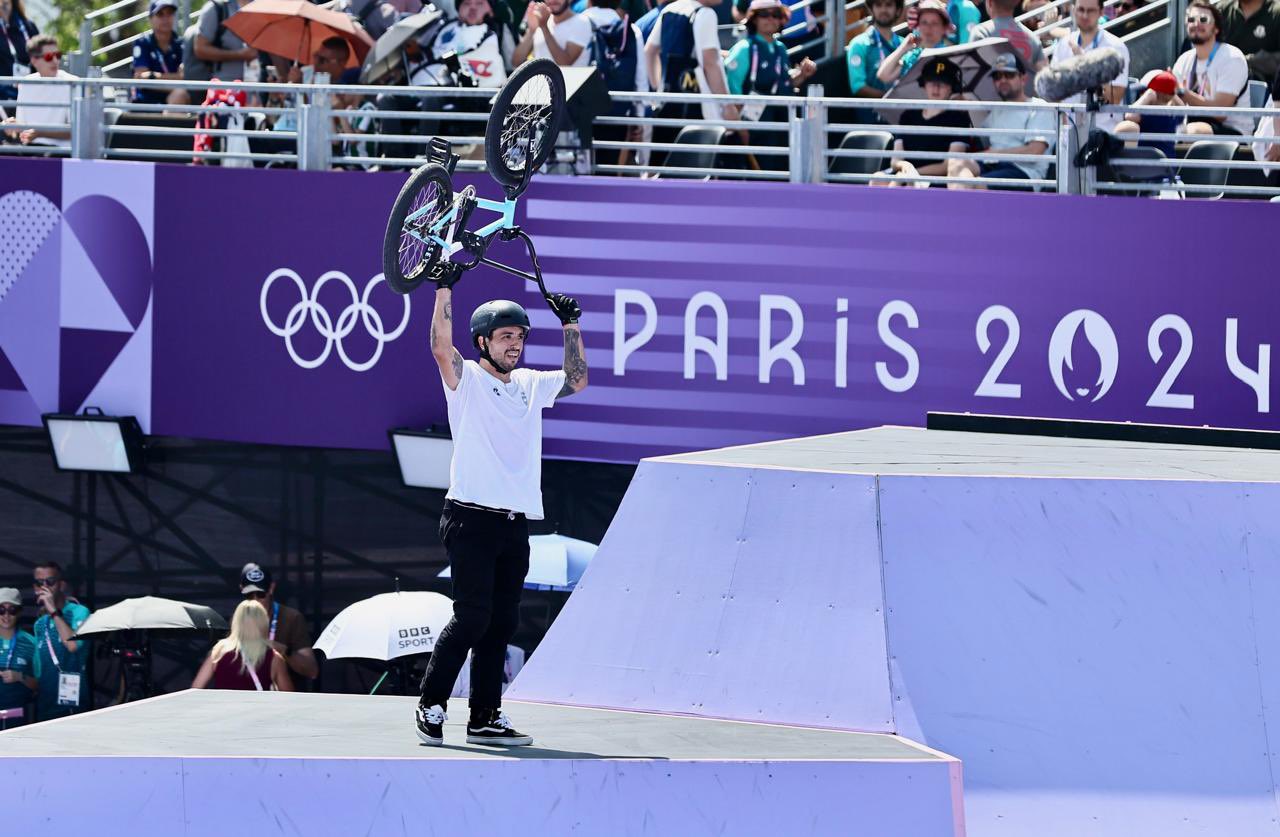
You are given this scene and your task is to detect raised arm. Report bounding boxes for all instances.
[546,293,587,399]
[431,287,465,391]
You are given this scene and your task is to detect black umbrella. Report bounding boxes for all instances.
[360,7,450,83]
[882,37,1019,123]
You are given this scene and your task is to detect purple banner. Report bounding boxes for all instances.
[2,157,1277,462]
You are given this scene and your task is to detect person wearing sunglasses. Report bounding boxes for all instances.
[0,588,36,730]
[950,52,1055,189]
[2,32,74,149]
[1172,0,1253,136]
[236,563,318,681]
[31,562,91,721]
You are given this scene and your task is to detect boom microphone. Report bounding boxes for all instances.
[1033,48,1124,102]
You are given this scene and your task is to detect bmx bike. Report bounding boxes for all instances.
[381,59,567,297]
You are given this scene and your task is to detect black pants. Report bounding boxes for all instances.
[419,500,529,714]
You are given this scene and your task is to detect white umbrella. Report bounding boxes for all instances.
[74,596,227,637]
[315,591,454,662]
[438,534,598,591]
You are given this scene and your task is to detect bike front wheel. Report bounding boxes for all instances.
[484,59,566,195]
[382,164,455,295]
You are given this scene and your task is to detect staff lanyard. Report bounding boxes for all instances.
[747,38,786,94]
[1078,30,1101,50]
[1190,41,1219,95]
[44,616,61,670]
[3,635,17,669]
[871,28,895,64]
[269,602,279,643]
[154,38,178,74]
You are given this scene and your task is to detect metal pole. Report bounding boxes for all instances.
[298,73,332,171]
[73,19,93,78]
[86,473,97,610]
[71,81,104,161]
[830,0,846,63]
[312,452,325,691]
[804,85,827,183]
[1056,114,1076,194]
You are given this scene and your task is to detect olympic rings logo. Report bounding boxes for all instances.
[259,269,411,372]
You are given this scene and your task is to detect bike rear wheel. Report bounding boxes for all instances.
[484,59,566,195]
[382,164,454,295]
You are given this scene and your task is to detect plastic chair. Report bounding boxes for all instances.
[1178,140,1237,199]
[829,130,893,177]
[1249,80,1268,109]
[659,125,728,180]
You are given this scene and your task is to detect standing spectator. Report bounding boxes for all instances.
[234,563,318,681]
[1220,0,1280,81]
[3,34,74,150]
[946,0,982,43]
[31,562,90,721]
[1173,0,1253,136]
[950,53,1055,187]
[726,0,815,98]
[191,600,293,692]
[132,0,190,107]
[644,0,739,123]
[514,0,593,66]
[970,0,1048,71]
[0,588,36,729]
[635,0,674,40]
[193,0,258,82]
[1115,69,1185,158]
[582,0,649,167]
[846,0,903,99]
[1049,0,1129,131]
[877,0,950,83]
[882,57,970,184]
[0,0,38,101]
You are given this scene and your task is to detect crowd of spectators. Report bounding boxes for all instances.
[0,0,1278,186]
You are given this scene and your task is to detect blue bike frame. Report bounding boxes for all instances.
[406,194,516,253]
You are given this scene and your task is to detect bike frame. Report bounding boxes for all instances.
[405,194,515,254]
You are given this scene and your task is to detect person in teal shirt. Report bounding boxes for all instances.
[0,588,36,729]
[845,0,904,97]
[946,0,981,43]
[876,0,950,83]
[725,0,815,96]
[31,563,91,721]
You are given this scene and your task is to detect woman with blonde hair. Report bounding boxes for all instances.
[192,600,293,691]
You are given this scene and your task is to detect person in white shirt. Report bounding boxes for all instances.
[513,0,594,67]
[950,52,1056,187]
[1049,0,1130,131]
[3,33,74,148]
[1172,0,1254,135]
[643,0,739,123]
[414,274,587,748]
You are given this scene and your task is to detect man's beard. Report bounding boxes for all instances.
[1189,32,1212,44]
[997,84,1020,101]
[873,10,897,26]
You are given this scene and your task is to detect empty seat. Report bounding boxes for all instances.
[829,130,893,177]
[106,112,198,163]
[1179,140,1237,199]
[659,125,728,180]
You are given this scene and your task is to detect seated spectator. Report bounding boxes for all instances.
[949,52,1055,188]
[3,34,75,149]
[191,600,294,692]
[404,0,513,88]
[970,0,1048,71]
[846,0,905,99]
[30,562,90,720]
[514,0,593,67]
[0,587,36,730]
[1107,0,1162,37]
[1253,68,1280,182]
[1172,0,1253,136]
[881,57,970,185]
[0,0,39,101]
[132,0,191,107]
[1219,0,1280,81]
[233,563,317,681]
[286,35,351,85]
[876,0,950,84]
[1115,69,1185,158]
[1020,0,1058,31]
[193,0,258,83]
[1049,0,1129,131]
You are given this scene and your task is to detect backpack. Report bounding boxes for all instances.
[183,0,230,82]
[657,4,702,93]
[589,15,639,96]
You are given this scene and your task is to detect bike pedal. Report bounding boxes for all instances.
[427,137,460,175]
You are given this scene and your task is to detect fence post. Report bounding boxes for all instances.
[789,85,826,183]
[297,76,332,171]
[71,81,104,160]
[830,0,846,62]
[72,19,93,78]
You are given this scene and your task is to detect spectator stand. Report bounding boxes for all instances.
[73,0,199,78]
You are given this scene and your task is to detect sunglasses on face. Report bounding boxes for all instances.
[1185,13,1211,23]
[37,51,61,62]
[991,71,1019,79]
[33,577,60,588]
[244,591,268,601]
[756,10,786,18]
[0,606,18,616]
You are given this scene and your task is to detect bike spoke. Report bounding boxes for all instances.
[499,75,552,174]
[398,179,446,280]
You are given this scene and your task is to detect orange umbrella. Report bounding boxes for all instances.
[224,0,374,69]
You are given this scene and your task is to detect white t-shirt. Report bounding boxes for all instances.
[15,70,75,148]
[1049,28,1129,132]
[411,21,509,87]
[581,6,650,94]
[1172,42,1252,136]
[645,0,723,120]
[533,11,594,67]
[444,359,565,519]
[983,97,1057,179]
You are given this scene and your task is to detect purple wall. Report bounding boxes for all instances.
[2,158,1277,462]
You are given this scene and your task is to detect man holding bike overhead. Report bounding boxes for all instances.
[414,275,586,747]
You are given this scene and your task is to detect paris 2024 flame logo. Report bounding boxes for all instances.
[1048,310,1119,402]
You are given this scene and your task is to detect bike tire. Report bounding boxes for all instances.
[382,164,455,295]
[484,59,566,194]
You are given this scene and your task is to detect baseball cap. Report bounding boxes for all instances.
[991,53,1024,75]
[240,563,273,595]
[0,588,20,607]
[920,57,963,92]
[914,0,952,27]
[150,0,178,14]
[1144,69,1177,95]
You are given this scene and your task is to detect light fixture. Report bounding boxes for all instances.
[42,408,145,473]
[388,425,453,490]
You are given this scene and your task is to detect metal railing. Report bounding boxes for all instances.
[2,74,1277,198]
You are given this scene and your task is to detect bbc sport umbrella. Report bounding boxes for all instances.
[883,37,1019,123]
[315,591,454,661]
[74,596,227,637]
[225,0,375,69]
[438,534,598,592]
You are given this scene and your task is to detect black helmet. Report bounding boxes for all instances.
[470,300,530,349]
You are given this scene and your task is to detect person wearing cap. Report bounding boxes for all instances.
[1048,0,1128,131]
[414,262,586,748]
[879,57,971,185]
[876,0,950,84]
[950,51,1056,188]
[0,588,36,729]
[846,0,904,99]
[132,0,189,106]
[1115,69,1186,158]
[31,562,91,720]
[235,563,318,681]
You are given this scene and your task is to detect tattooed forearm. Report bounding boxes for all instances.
[557,326,588,399]
[431,290,453,359]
